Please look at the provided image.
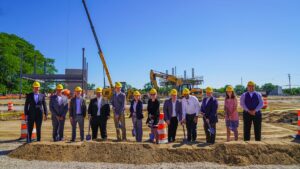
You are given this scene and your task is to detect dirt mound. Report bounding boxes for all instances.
[9,141,300,166]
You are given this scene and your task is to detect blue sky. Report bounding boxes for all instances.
[1,0,300,89]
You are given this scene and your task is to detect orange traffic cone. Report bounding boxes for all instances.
[8,102,14,111]
[157,113,168,144]
[294,110,300,140]
[262,96,268,109]
[20,113,36,140]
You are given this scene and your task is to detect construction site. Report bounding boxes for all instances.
[1,0,300,169]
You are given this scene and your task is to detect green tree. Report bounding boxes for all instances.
[0,33,57,94]
[87,83,96,90]
[234,85,246,95]
[261,83,276,95]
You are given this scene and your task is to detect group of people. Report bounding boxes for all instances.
[24,80,264,144]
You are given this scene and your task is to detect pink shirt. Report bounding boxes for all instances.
[224,98,239,121]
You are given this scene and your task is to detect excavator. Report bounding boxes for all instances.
[150,70,203,101]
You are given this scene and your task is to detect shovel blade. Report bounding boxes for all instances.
[86,134,91,141]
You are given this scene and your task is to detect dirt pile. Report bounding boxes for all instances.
[9,141,300,166]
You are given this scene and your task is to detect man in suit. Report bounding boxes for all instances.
[111,82,126,141]
[88,87,110,140]
[200,87,219,144]
[69,86,87,142]
[24,81,48,143]
[163,89,182,142]
[240,81,264,141]
[49,84,69,141]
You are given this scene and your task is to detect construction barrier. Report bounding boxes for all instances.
[295,110,300,139]
[7,101,14,111]
[20,113,36,140]
[262,96,268,109]
[157,113,168,144]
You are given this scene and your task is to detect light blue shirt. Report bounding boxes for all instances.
[34,94,39,104]
[76,98,81,114]
[240,91,264,112]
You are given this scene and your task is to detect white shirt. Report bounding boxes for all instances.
[172,101,176,117]
[133,101,138,116]
[97,97,102,116]
[206,97,211,105]
[182,95,200,120]
[34,94,39,104]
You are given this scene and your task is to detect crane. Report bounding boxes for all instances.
[82,0,113,98]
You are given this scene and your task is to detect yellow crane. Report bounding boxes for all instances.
[82,0,113,99]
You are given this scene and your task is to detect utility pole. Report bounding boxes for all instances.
[288,73,291,92]
[241,77,243,86]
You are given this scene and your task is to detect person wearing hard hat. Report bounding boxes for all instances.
[49,84,69,141]
[111,82,127,141]
[146,88,160,143]
[24,81,48,143]
[181,88,200,143]
[240,81,263,141]
[88,87,110,140]
[163,89,182,143]
[224,85,239,142]
[200,87,218,144]
[69,86,87,142]
[129,91,144,142]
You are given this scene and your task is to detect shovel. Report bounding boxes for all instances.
[86,117,92,141]
[203,116,215,135]
[182,123,187,143]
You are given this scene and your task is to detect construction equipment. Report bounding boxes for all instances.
[150,69,203,100]
[82,0,113,99]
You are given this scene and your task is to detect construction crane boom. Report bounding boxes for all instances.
[82,0,113,89]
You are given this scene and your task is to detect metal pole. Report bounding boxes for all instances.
[288,74,291,93]
[82,48,85,97]
[44,61,46,94]
[34,54,37,75]
[19,51,23,99]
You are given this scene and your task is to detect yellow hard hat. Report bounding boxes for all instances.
[247,81,255,86]
[149,88,157,95]
[170,89,178,96]
[134,91,141,96]
[226,85,234,92]
[32,81,40,88]
[182,88,190,95]
[206,86,213,93]
[56,84,63,90]
[96,87,103,93]
[115,82,122,88]
[75,86,82,92]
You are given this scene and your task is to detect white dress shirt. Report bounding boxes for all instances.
[172,101,176,117]
[182,95,200,120]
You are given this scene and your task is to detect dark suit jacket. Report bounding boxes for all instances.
[49,95,68,117]
[201,97,218,124]
[69,97,87,118]
[163,98,182,121]
[88,97,110,118]
[24,92,48,117]
[129,100,143,120]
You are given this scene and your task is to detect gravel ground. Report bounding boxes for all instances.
[0,142,299,169]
